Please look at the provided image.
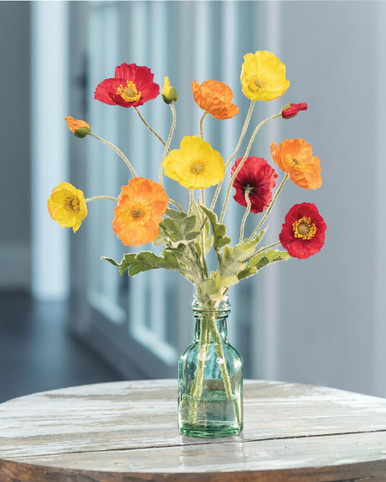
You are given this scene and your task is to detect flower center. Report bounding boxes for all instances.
[248,77,265,92]
[129,203,150,224]
[292,217,317,240]
[286,155,304,171]
[116,81,141,103]
[190,160,205,175]
[65,196,80,212]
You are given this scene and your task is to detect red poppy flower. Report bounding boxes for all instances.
[279,202,326,259]
[231,156,278,213]
[94,63,159,108]
[281,103,308,119]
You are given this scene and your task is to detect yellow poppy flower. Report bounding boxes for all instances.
[240,51,290,101]
[47,182,88,232]
[162,136,225,189]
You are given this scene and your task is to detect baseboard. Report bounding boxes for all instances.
[0,243,31,291]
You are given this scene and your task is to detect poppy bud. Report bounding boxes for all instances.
[65,116,91,138]
[162,77,178,104]
[281,103,308,119]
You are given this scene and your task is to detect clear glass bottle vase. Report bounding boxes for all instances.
[178,295,243,438]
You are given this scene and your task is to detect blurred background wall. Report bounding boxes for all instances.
[1,1,386,401]
[0,2,31,291]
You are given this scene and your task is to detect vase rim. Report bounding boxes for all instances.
[192,294,230,313]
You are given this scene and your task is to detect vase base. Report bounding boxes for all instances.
[179,422,243,438]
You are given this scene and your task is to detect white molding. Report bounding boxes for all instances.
[0,244,31,290]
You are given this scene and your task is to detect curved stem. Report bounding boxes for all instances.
[199,111,208,139]
[168,199,184,212]
[239,191,251,242]
[134,107,166,147]
[219,112,282,223]
[85,195,118,203]
[89,133,137,177]
[249,173,288,240]
[209,101,255,211]
[244,241,281,262]
[159,101,177,185]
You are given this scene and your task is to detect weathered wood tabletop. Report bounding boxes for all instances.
[1,380,386,481]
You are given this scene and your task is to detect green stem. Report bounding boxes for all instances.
[199,111,208,139]
[85,195,118,203]
[209,318,240,424]
[134,107,167,147]
[89,133,137,177]
[209,101,255,211]
[249,173,288,240]
[188,317,211,424]
[188,190,195,214]
[219,112,282,223]
[239,190,251,242]
[168,199,184,212]
[159,101,177,185]
[191,198,209,278]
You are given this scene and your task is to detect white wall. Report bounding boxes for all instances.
[254,1,386,397]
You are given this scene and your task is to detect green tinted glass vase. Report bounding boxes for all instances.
[178,295,243,438]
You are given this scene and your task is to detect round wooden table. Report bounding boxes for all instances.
[1,380,386,481]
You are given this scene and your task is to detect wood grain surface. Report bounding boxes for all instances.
[0,379,386,481]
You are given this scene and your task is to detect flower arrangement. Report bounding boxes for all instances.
[48,50,326,436]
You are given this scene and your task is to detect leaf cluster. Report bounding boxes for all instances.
[103,205,291,297]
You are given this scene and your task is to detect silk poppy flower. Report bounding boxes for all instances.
[240,51,290,101]
[282,103,308,119]
[47,182,88,233]
[65,116,90,138]
[231,156,277,213]
[112,177,168,247]
[279,202,326,259]
[192,80,239,120]
[94,63,159,108]
[271,138,322,190]
[162,136,225,189]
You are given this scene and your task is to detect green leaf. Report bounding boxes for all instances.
[101,256,120,267]
[250,249,291,270]
[118,253,137,275]
[250,254,270,270]
[200,206,231,252]
[218,240,257,287]
[237,266,258,281]
[205,235,214,252]
[128,251,180,276]
[254,227,268,246]
[165,208,186,222]
[105,251,181,276]
[159,210,200,246]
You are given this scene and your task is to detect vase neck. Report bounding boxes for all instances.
[192,295,231,343]
[194,318,228,342]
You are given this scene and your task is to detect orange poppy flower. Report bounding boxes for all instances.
[112,177,169,247]
[191,80,239,120]
[270,139,322,190]
[65,116,90,138]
